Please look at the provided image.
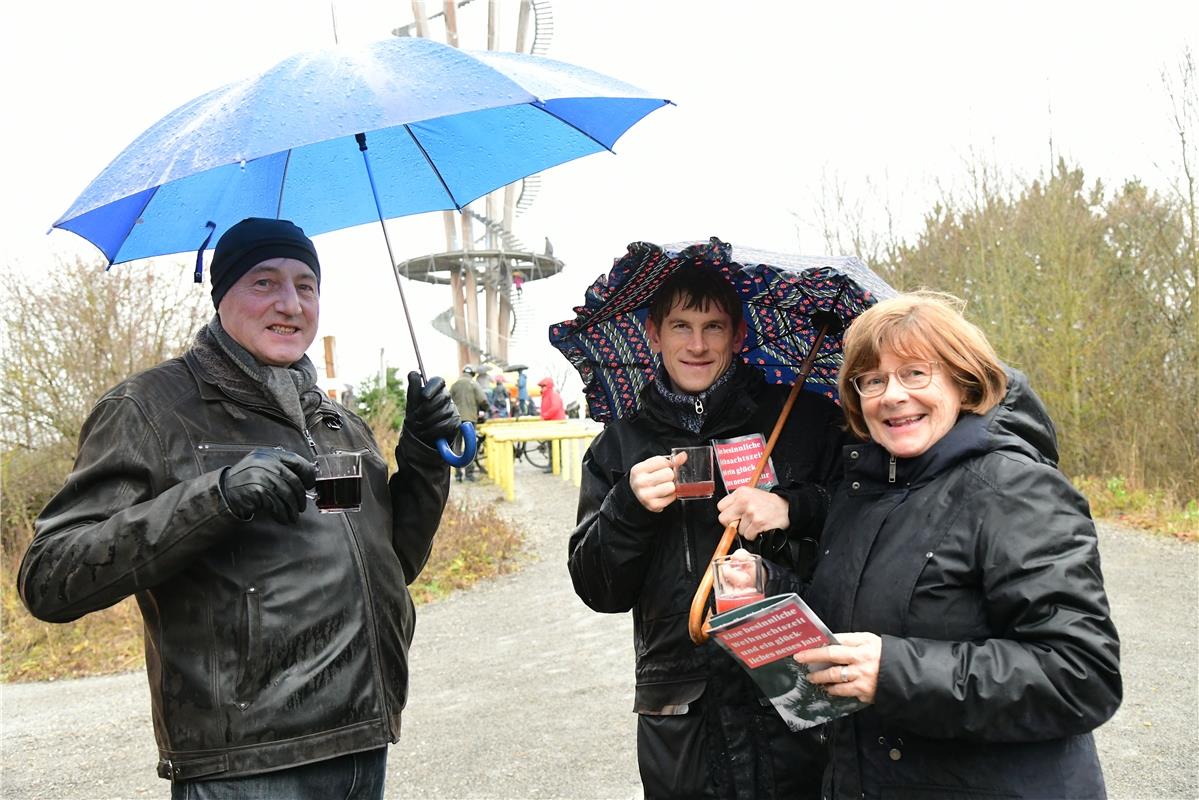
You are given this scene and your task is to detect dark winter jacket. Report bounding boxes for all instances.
[569,364,846,799]
[18,326,450,782]
[805,368,1121,799]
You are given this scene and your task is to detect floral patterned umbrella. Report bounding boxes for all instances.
[549,237,895,423]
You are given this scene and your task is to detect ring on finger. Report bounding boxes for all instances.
[840,665,851,683]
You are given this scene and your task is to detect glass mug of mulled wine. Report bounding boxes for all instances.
[671,445,715,500]
[712,550,766,613]
[307,451,363,513]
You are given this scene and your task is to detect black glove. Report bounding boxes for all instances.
[405,371,462,445]
[221,448,316,524]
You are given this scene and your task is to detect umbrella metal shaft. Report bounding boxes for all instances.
[356,133,427,381]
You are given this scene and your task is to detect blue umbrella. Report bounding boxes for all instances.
[53,35,671,465]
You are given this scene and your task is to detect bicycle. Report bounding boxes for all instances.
[472,432,551,473]
[515,439,551,469]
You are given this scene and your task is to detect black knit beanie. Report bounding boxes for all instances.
[209,218,321,309]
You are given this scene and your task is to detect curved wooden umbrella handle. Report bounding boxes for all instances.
[686,320,835,645]
[686,383,796,645]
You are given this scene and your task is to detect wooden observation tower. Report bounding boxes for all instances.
[392,0,565,370]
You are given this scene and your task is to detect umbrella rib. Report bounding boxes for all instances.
[275,149,293,218]
[530,102,615,154]
[403,124,464,210]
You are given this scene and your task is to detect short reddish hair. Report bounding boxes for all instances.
[839,291,1007,440]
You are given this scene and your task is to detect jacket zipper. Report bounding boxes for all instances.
[694,397,704,415]
[683,511,694,576]
[888,454,897,484]
[301,427,319,457]
[301,411,395,740]
[339,511,395,740]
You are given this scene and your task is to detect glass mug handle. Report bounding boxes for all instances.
[305,459,321,500]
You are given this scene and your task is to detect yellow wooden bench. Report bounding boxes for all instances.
[475,418,602,501]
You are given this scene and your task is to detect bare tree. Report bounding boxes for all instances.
[1160,48,1198,276]
[1,256,209,551]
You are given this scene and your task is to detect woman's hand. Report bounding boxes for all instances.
[716,486,789,539]
[629,453,678,512]
[792,631,883,704]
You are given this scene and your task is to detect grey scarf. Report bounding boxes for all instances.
[652,359,740,434]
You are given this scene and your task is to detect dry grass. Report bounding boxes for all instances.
[1,591,145,683]
[408,498,525,604]
[1073,476,1199,542]
[1,500,522,683]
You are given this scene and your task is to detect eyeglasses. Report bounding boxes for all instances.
[851,361,940,398]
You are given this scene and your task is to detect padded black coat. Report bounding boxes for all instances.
[805,368,1121,799]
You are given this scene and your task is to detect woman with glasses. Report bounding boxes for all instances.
[793,291,1121,799]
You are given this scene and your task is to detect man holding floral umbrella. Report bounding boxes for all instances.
[566,262,847,799]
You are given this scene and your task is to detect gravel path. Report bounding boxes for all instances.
[2,461,1196,799]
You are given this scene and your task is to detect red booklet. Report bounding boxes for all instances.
[709,593,865,731]
[712,433,777,492]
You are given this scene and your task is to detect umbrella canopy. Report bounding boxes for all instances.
[549,237,896,423]
[53,35,670,266]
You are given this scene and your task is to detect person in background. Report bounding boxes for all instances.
[568,266,845,799]
[795,291,1121,799]
[450,364,489,482]
[18,217,460,799]
[490,374,511,418]
[516,368,531,416]
[475,366,495,398]
[538,376,566,421]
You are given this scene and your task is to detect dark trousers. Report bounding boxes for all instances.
[170,748,387,800]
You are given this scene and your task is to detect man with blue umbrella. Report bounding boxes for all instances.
[567,265,847,799]
[18,218,461,798]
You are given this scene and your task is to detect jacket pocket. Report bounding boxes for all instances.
[234,586,262,706]
[634,678,707,715]
[196,441,279,471]
[635,687,714,798]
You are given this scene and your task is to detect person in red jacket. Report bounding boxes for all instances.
[538,376,565,420]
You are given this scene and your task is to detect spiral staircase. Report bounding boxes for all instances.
[390,0,561,370]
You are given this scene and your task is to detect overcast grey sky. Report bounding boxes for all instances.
[2,0,1194,395]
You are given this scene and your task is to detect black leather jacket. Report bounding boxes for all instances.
[806,368,1121,799]
[568,365,846,798]
[18,333,449,782]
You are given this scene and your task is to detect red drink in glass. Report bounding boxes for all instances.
[715,592,766,614]
[675,480,715,499]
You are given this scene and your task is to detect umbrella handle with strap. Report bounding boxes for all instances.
[687,313,841,645]
[356,133,477,467]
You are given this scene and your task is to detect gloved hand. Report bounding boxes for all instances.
[221,448,316,524]
[405,371,462,445]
